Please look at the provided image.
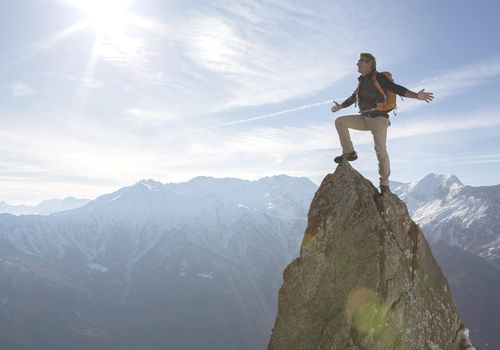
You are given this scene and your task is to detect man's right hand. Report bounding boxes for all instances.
[331,101,343,113]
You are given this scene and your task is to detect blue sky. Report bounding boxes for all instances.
[1,0,499,204]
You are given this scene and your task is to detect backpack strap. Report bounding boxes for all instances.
[354,84,360,109]
[372,71,387,102]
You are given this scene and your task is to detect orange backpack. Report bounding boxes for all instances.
[373,71,397,113]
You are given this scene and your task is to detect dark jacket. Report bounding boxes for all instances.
[341,71,408,117]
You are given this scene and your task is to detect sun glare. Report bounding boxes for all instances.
[69,0,134,36]
[58,0,168,108]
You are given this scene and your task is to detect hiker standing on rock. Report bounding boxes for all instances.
[331,52,434,195]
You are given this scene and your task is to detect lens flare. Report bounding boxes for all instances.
[345,287,390,334]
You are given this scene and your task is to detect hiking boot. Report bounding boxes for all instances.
[380,185,391,195]
[334,151,358,164]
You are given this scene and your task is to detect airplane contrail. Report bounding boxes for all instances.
[197,99,339,130]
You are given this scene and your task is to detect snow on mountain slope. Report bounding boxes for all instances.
[58,176,314,223]
[393,174,500,267]
[3,173,498,270]
[0,175,319,350]
[1,173,499,349]
[0,175,317,276]
[393,173,463,213]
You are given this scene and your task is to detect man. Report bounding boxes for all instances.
[331,52,434,195]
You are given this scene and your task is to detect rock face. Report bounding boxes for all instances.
[267,162,474,350]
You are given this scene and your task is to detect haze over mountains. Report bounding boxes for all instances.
[0,175,316,349]
[0,197,90,215]
[0,173,498,349]
[3,172,498,270]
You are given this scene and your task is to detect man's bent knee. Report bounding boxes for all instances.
[335,116,344,127]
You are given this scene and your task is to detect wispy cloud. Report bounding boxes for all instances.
[125,108,176,122]
[204,55,500,126]
[390,110,500,139]
[5,0,417,120]
[198,99,334,129]
[1,98,498,203]
[446,154,500,165]
[195,109,500,159]
[174,0,415,113]
[420,57,500,96]
[2,0,499,203]
[6,83,38,97]
[398,56,500,112]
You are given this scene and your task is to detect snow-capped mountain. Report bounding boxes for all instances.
[0,175,317,350]
[2,176,314,262]
[393,173,500,268]
[60,175,313,221]
[0,197,90,215]
[1,172,499,349]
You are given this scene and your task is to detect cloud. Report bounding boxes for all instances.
[205,55,500,125]
[6,0,500,203]
[194,109,500,159]
[398,56,500,112]
[1,102,497,203]
[10,0,418,121]
[174,0,415,113]
[198,99,334,129]
[389,110,500,139]
[7,83,38,97]
[124,108,176,122]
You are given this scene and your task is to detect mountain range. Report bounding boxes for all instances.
[0,175,316,350]
[0,173,498,349]
[393,173,500,269]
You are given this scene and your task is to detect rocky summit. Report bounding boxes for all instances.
[267,162,475,350]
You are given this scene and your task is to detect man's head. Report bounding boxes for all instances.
[357,52,376,75]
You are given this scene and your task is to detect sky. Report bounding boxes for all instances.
[1,0,500,204]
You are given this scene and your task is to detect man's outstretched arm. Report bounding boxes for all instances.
[341,91,356,108]
[331,91,356,113]
[378,73,434,103]
[403,89,434,103]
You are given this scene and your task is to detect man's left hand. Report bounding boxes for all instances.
[417,89,434,103]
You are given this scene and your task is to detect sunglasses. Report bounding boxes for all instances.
[357,59,370,64]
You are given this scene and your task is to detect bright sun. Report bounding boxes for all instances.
[55,0,167,108]
[68,0,134,36]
